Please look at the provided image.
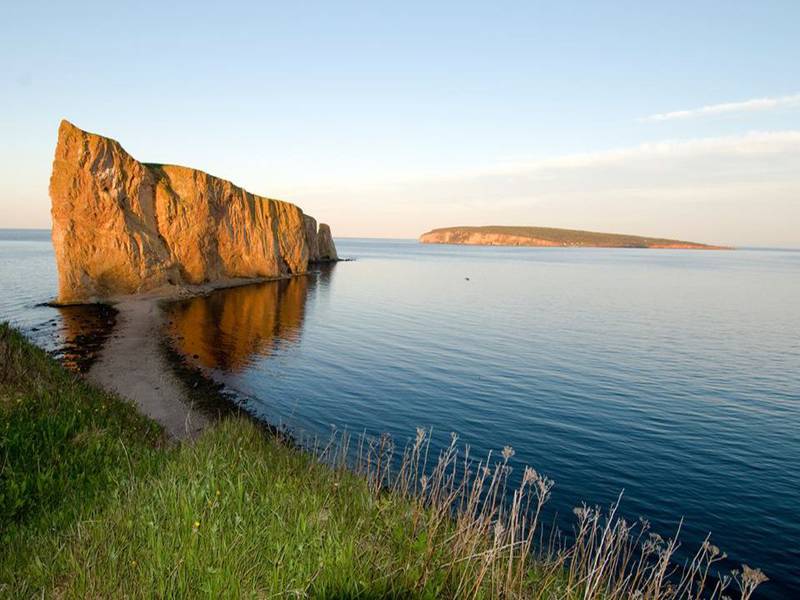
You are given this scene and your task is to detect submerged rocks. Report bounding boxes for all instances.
[50,120,337,303]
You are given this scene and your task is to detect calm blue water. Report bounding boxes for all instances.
[2,230,799,598]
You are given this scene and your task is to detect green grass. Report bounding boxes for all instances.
[0,323,162,532]
[0,324,164,594]
[0,323,766,599]
[32,419,446,598]
[0,324,491,598]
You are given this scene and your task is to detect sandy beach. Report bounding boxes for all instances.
[86,296,208,439]
[82,276,300,439]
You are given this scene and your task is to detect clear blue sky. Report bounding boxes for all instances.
[2,1,799,245]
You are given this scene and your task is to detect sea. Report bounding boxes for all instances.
[1,229,798,598]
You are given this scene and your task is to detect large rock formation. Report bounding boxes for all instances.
[50,120,337,303]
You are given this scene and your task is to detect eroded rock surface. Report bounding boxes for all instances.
[50,120,337,303]
[316,223,339,261]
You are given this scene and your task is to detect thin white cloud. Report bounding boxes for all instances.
[277,131,800,195]
[293,130,800,245]
[639,93,800,122]
[478,130,800,175]
[314,130,800,186]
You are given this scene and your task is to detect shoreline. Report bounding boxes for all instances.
[85,295,209,439]
[46,271,314,307]
[0,322,770,598]
[34,258,343,440]
[61,272,316,439]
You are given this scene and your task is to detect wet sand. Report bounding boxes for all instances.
[87,296,209,439]
[82,276,298,440]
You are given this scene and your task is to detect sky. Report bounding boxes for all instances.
[1,1,798,246]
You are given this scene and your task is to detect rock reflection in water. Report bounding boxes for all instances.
[166,275,315,372]
[51,304,118,373]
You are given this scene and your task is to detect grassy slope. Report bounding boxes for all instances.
[0,324,485,598]
[422,225,721,248]
[0,324,163,594]
[0,324,765,599]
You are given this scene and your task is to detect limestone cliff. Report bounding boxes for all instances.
[50,120,337,303]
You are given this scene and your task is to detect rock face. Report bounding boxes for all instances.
[316,223,339,261]
[301,216,338,262]
[419,226,729,250]
[421,230,560,247]
[50,120,337,303]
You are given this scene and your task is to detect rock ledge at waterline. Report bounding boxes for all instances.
[50,120,337,304]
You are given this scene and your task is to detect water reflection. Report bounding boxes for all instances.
[165,272,325,372]
[50,304,118,373]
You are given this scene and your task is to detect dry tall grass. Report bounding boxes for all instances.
[308,426,767,599]
[1,323,769,597]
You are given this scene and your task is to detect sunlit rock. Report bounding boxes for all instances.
[50,120,337,303]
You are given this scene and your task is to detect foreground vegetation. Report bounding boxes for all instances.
[0,323,765,598]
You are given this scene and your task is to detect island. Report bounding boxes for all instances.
[50,120,337,304]
[419,225,729,249]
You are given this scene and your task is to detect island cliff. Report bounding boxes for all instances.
[50,120,337,303]
[419,226,728,249]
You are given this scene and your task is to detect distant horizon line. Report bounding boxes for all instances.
[1,228,797,250]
